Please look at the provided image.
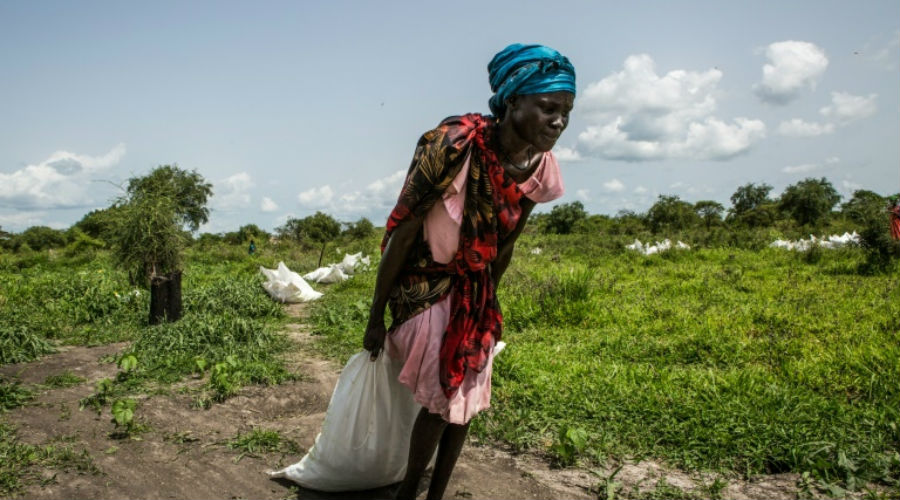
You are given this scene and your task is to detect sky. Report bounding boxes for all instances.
[1,0,898,233]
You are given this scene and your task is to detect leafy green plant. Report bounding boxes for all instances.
[110,398,138,436]
[0,381,33,411]
[79,378,115,413]
[551,426,588,466]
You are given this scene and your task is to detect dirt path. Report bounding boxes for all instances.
[0,304,812,500]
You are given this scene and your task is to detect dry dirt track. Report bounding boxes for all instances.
[0,303,808,500]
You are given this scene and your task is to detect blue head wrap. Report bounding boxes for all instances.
[488,43,576,117]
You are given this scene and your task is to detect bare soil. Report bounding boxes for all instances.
[0,303,825,499]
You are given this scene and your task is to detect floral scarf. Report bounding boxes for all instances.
[382,113,525,397]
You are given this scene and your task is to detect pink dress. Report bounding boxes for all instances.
[385,152,564,424]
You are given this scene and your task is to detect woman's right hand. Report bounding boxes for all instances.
[363,321,387,360]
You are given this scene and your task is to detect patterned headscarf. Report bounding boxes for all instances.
[488,43,576,117]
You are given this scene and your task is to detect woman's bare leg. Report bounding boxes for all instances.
[396,408,447,500]
[425,421,470,500]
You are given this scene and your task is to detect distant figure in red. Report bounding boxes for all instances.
[890,197,900,241]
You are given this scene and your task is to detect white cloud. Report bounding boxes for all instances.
[633,186,648,194]
[782,156,840,175]
[602,179,625,193]
[842,179,862,192]
[297,185,334,207]
[0,144,126,209]
[366,170,406,196]
[260,197,279,212]
[214,172,254,210]
[754,40,829,104]
[0,211,49,230]
[820,91,877,124]
[862,30,900,70]
[777,119,835,137]
[576,189,591,201]
[576,54,765,161]
[294,169,406,217]
[552,146,582,162]
[782,163,819,174]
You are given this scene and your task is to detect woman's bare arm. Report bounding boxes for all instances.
[363,217,424,358]
[491,197,536,287]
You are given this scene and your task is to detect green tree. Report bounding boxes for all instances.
[278,212,341,266]
[729,183,772,218]
[20,226,67,251]
[223,224,270,245]
[542,201,588,234]
[112,165,212,324]
[694,200,725,230]
[728,183,775,228]
[646,195,699,233]
[70,206,124,244]
[778,177,841,227]
[841,189,885,221]
[125,165,212,232]
[343,217,375,240]
[842,190,898,272]
[612,210,647,236]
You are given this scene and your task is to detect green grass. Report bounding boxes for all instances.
[2,235,897,491]
[42,372,86,389]
[306,234,900,489]
[0,422,99,495]
[0,381,34,411]
[227,428,302,462]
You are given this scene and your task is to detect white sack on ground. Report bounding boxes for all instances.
[336,252,370,275]
[303,265,350,284]
[269,341,506,492]
[269,352,421,491]
[625,239,690,255]
[769,232,860,251]
[259,262,323,303]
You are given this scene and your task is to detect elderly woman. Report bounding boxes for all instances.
[363,43,576,500]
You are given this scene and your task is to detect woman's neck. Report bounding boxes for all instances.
[496,119,533,165]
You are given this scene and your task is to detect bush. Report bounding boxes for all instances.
[19,226,66,251]
[542,201,587,235]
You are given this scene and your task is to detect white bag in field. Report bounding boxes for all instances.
[303,265,350,284]
[269,351,422,492]
[259,262,323,303]
[336,252,370,275]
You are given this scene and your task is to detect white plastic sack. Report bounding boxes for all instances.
[303,265,350,284]
[269,352,421,491]
[336,252,370,275]
[259,262,323,303]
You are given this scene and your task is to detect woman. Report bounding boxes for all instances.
[890,197,900,241]
[363,43,576,500]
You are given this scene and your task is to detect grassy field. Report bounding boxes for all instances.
[1,234,898,495]
[308,233,900,492]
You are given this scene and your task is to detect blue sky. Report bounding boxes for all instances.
[1,0,898,233]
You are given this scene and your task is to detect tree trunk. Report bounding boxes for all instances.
[317,242,327,268]
[149,271,183,325]
[149,274,170,325]
[166,270,183,322]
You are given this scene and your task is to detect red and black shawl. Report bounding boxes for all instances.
[382,113,525,398]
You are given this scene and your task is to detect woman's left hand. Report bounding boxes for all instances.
[363,321,387,360]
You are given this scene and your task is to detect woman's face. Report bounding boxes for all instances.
[506,91,575,152]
